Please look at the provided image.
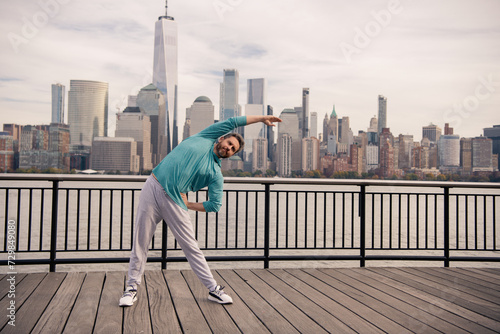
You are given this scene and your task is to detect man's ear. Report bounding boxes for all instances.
[217,137,223,143]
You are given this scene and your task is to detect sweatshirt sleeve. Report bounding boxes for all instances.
[196,116,247,140]
[202,174,224,212]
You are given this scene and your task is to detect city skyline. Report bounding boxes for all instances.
[1,0,499,141]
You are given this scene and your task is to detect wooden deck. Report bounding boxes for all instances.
[1,267,499,333]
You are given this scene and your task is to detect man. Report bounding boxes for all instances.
[119,114,281,306]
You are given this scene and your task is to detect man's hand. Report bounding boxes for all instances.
[181,193,206,212]
[246,115,282,127]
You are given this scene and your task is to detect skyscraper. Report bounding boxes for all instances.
[301,88,309,138]
[220,69,240,121]
[377,95,387,135]
[136,84,166,165]
[153,0,178,151]
[438,134,460,168]
[422,123,442,143]
[484,125,500,169]
[278,108,301,172]
[310,112,318,138]
[67,80,108,150]
[186,96,214,136]
[51,83,65,124]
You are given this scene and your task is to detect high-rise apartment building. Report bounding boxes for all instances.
[302,137,320,172]
[278,109,301,172]
[136,83,166,165]
[115,107,152,171]
[67,80,108,150]
[220,69,240,121]
[472,137,493,171]
[310,112,318,139]
[438,134,460,168]
[153,1,178,150]
[267,105,275,162]
[484,125,500,169]
[278,133,292,177]
[51,83,65,124]
[377,95,387,135]
[252,138,268,173]
[398,134,414,170]
[186,96,214,136]
[422,123,442,143]
[460,137,473,174]
[0,133,14,172]
[91,137,140,173]
[301,88,309,138]
[244,78,267,164]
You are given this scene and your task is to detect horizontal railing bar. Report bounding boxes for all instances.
[1,174,500,189]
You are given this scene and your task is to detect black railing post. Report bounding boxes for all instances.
[359,185,366,267]
[162,219,167,270]
[264,183,271,269]
[443,187,450,267]
[50,179,59,272]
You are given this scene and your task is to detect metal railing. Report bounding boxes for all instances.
[1,174,499,272]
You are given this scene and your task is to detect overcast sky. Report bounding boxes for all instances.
[1,0,499,141]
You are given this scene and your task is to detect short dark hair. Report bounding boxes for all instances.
[223,133,245,154]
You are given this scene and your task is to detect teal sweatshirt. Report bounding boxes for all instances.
[152,116,247,212]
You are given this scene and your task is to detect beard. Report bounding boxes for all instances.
[215,142,230,158]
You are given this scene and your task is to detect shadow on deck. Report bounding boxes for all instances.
[1,267,500,333]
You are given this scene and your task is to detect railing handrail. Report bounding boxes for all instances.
[1,173,499,189]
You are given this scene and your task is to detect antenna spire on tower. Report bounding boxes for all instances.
[165,0,168,16]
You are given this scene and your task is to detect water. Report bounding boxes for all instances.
[1,178,499,273]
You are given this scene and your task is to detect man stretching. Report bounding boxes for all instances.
[119,114,281,306]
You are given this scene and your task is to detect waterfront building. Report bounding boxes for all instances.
[483,125,500,169]
[310,112,318,139]
[91,137,139,174]
[366,143,378,171]
[221,155,243,171]
[136,84,166,165]
[115,107,152,171]
[67,80,108,151]
[472,137,493,171]
[444,123,454,135]
[422,123,442,144]
[0,133,14,172]
[302,137,320,172]
[153,1,178,150]
[51,83,65,124]
[398,134,414,170]
[460,138,473,175]
[220,69,240,121]
[186,96,215,137]
[252,138,268,173]
[377,95,387,135]
[278,109,301,172]
[267,105,275,163]
[438,134,460,172]
[301,88,309,138]
[278,133,292,177]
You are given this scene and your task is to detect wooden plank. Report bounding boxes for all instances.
[0,272,45,331]
[399,268,500,309]
[217,269,299,334]
[366,268,500,333]
[213,270,271,334]
[289,269,412,334]
[236,269,328,333]
[412,267,500,301]
[1,272,66,334]
[63,272,105,334]
[181,270,241,333]
[163,270,211,333]
[122,277,152,334]
[31,272,86,334]
[0,273,26,300]
[466,268,500,283]
[271,269,384,334]
[94,271,126,334]
[145,270,182,334]
[431,268,500,293]
[375,268,500,322]
[252,269,356,333]
[326,268,483,334]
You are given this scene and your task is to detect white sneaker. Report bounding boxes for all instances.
[119,286,137,307]
[208,285,233,304]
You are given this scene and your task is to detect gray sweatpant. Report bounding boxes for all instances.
[126,175,217,290]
